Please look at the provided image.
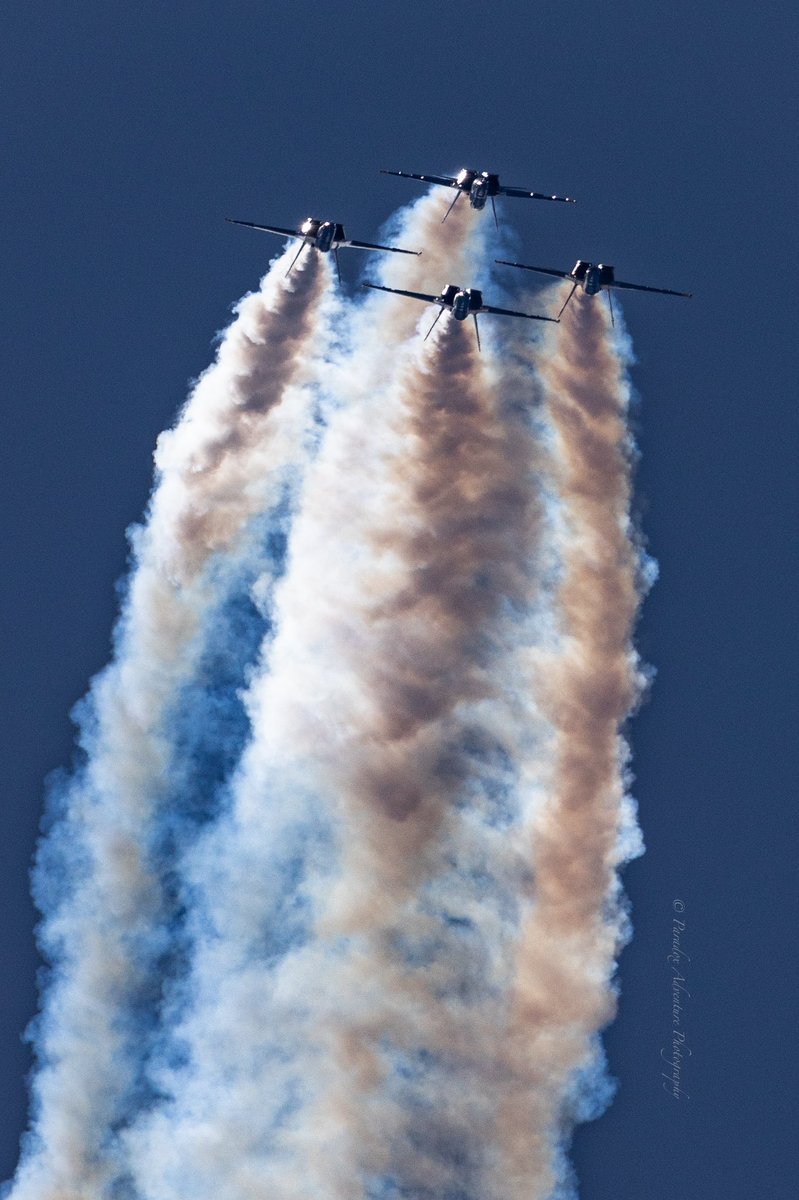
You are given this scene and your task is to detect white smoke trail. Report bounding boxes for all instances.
[122,199,561,1200]
[9,248,337,1200]
[9,195,650,1200]
[487,290,647,1200]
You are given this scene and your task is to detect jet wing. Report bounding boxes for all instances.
[499,187,575,204]
[363,283,440,304]
[611,278,693,298]
[380,169,457,188]
[344,239,420,256]
[495,259,572,280]
[482,304,558,323]
[226,218,300,239]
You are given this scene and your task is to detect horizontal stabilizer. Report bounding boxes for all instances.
[612,279,693,298]
[346,239,420,255]
[380,169,457,189]
[363,283,438,304]
[226,218,299,239]
[500,187,576,203]
[495,259,571,281]
[484,304,558,323]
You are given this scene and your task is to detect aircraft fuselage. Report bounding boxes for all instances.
[573,261,616,295]
[298,218,344,252]
[452,290,473,320]
[314,221,336,252]
[455,169,500,209]
[437,285,482,319]
[469,178,489,209]
[583,265,603,295]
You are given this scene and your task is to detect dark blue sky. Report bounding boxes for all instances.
[2,3,796,1196]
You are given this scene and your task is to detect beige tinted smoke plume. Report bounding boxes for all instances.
[322,322,542,905]
[152,250,332,581]
[127,200,560,1200]
[11,251,332,1200]
[306,323,549,1200]
[21,192,645,1200]
[494,292,643,1200]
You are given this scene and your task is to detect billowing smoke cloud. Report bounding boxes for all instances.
[11,248,337,1200]
[7,195,648,1200]
[491,293,647,1200]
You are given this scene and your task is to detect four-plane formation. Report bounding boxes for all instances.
[228,163,691,344]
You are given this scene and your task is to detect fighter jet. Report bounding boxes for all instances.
[495,258,692,324]
[380,168,575,226]
[362,282,557,351]
[226,216,420,281]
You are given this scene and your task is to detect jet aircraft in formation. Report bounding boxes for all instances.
[226,216,419,281]
[381,167,575,226]
[363,282,556,351]
[496,258,693,324]
[227,167,691,341]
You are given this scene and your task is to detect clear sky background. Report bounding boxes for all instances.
[2,3,797,1197]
